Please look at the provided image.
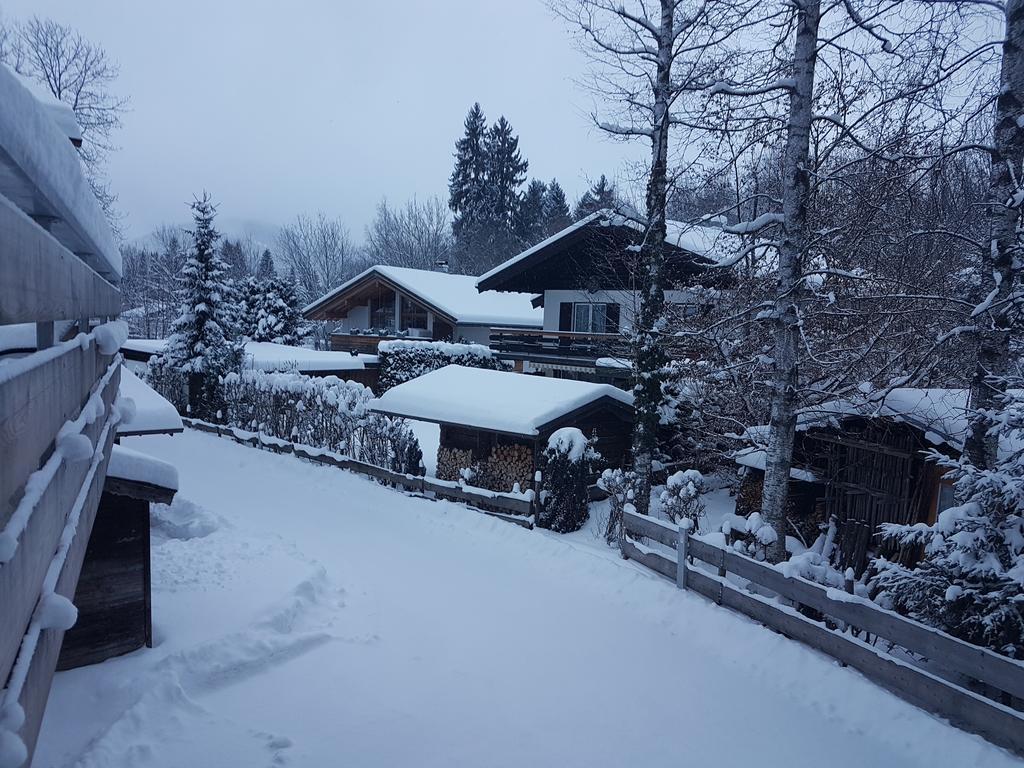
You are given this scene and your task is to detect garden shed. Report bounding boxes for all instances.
[370,365,634,492]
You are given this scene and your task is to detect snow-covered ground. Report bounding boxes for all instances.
[36,430,1021,767]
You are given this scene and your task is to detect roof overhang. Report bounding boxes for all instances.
[303,267,459,325]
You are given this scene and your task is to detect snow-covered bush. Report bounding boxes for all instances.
[659,469,706,529]
[539,428,599,534]
[724,511,780,561]
[240,274,307,345]
[598,467,639,545]
[873,391,1024,657]
[220,369,422,475]
[377,339,499,390]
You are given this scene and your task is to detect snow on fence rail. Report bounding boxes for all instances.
[182,418,535,528]
[620,509,1024,757]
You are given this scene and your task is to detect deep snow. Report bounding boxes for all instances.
[35,430,1022,767]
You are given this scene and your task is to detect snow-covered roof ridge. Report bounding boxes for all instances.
[0,64,119,279]
[370,364,633,436]
[107,444,179,491]
[477,208,743,291]
[305,265,542,327]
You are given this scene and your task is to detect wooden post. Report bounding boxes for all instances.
[35,321,54,349]
[676,520,690,590]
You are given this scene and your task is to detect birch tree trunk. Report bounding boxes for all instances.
[631,0,674,516]
[759,0,821,561]
[964,0,1024,470]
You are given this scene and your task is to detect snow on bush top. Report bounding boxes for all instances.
[377,339,493,357]
[546,427,592,462]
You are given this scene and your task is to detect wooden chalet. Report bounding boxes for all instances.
[370,365,634,492]
[476,210,741,383]
[303,265,542,355]
[0,64,129,765]
[735,389,977,575]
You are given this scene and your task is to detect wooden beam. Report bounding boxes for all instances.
[0,194,121,324]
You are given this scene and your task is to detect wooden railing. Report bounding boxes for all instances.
[183,418,536,527]
[621,509,1024,756]
[489,327,629,363]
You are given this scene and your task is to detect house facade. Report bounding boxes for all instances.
[303,265,542,354]
[476,210,740,382]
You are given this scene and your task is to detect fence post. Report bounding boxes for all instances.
[676,519,691,590]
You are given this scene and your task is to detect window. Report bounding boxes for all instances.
[936,481,956,515]
[369,288,395,331]
[573,302,616,333]
[400,295,428,332]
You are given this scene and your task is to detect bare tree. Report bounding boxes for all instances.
[0,15,128,230]
[276,213,356,305]
[363,196,453,270]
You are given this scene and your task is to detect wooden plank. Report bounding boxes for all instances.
[621,537,677,581]
[0,194,121,324]
[623,509,678,548]
[11,401,116,765]
[685,572,1024,758]
[693,542,1024,701]
[103,476,176,505]
[0,341,110,531]
[0,367,118,682]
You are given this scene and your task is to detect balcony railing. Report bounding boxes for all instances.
[489,327,629,364]
[329,330,434,355]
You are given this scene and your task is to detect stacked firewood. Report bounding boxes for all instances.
[480,444,534,493]
[437,447,475,483]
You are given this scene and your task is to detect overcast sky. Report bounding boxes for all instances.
[3,0,644,243]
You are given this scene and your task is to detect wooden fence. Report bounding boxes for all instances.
[621,509,1024,757]
[182,418,536,528]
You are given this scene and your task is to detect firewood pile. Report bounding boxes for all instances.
[437,447,475,483]
[436,444,534,493]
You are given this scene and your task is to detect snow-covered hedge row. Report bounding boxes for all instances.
[220,369,422,474]
[377,339,499,391]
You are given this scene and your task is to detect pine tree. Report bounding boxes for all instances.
[484,116,529,231]
[241,273,307,346]
[514,179,547,245]
[542,179,572,236]
[574,174,618,219]
[160,194,241,418]
[255,249,275,281]
[449,103,489,242]
[874,388,1024,658]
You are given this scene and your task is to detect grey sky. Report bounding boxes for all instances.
[3,0,643,243]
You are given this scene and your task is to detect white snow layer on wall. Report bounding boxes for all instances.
[307,265,542,327]
[106,444,179,490]
[117,366,183,435]
[371,364,633,435]
[0,64,119,277]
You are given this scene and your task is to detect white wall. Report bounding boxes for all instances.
[454,325,493,345]
[541,288,701,332]
[336,305,370,331]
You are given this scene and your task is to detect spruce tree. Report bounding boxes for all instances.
[514,178,548,246]
[542,179,572,236]
[255,249,276,281]
[574,174,618,219]
[485,116,529,232]
[160,194,241,418]
[448,103,489,243]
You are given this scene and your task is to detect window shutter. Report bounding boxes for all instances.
[606,304,620,333]
[559,302,573,331]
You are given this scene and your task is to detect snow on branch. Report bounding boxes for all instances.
[708,79,796,97]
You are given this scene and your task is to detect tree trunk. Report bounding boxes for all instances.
[630,0,673,516]
[760,0,821,562]
[964,0,1024,470]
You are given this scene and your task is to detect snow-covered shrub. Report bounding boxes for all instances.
[538,428,599,534]
[598,467,639,545]
[659,469,706,529]
[873,391,1024,657]
[220,369,422,474]
[725,511,780,561]
[240,274,307,345]
[377,339,499,390]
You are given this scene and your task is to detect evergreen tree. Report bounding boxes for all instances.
[514,179,548,246]
[159,194,241,418]
[255,249,276,281]
[220,238,250,282]
[574,174,618,219]
[542,179,572,236]
[240,273,307,346]
[448,103,489,242]
[873,387,1024,658]
[484,116,529,231]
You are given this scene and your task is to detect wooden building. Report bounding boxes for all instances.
[303,265,542,354]
[734,389,975,574]
[370,365,634,492]
[0,64,125,765]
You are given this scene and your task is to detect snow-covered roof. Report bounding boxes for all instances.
[107,444,179,490]
[734,446,819,482]
[117,366,184,436]
[477,209,742,291]
[370,364,633,436]
[304,265,542,327]
[0,64,119,279]
[121,339,374,373]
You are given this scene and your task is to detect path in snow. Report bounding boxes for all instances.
[36,430,1021,768]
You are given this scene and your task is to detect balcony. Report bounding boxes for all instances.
[329,329,434,355]
[489,327,630,369]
